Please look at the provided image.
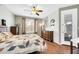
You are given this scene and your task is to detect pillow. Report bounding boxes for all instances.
[2,32,13,39]
[0,33,6,42]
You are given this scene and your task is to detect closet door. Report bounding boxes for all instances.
[25,19,34,33]
[61,8,77,45]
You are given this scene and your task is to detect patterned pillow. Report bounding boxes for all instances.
[0,33,6,42]
[2,32,13,39]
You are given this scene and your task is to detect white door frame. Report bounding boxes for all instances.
[60,8,78,45]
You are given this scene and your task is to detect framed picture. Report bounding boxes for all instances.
[1,19,6,26]
[50,19,55,26]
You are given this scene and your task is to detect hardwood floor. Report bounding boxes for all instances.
[41,40,71,54]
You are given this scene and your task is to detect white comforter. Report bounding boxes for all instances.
[0,34,47,54]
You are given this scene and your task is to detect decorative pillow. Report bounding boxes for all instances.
[2,32,13,39]
[0,33,6,42]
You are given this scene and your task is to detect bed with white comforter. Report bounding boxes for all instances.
[0,33,47,54]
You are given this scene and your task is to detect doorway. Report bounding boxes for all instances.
[60,7,78,45]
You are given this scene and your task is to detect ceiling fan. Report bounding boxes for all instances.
[24,5,43,16]
[32,6,43,16]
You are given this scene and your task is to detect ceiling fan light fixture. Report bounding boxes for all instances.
[32,6,36,15]
[32,11,36,14]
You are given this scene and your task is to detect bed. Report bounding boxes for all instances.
[0,32,47,54]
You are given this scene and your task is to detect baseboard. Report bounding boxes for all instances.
[53,41,61,45]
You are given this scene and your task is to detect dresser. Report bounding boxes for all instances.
[10,26,17,35]
[41,31,53,42]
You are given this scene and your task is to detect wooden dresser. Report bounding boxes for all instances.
[10,26,17,35]
[41,31,53,42]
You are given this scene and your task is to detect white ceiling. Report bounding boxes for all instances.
[4,4,73,19]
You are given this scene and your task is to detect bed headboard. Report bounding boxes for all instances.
[0,26,7,33]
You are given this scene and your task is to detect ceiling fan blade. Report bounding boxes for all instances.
[36,13,39,16]
[37,10,43,12]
